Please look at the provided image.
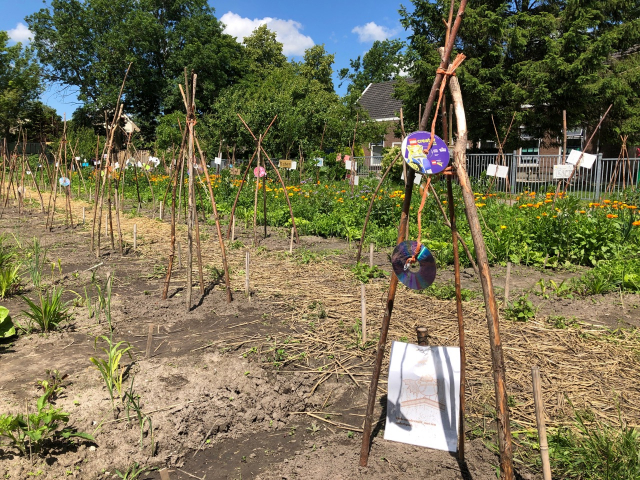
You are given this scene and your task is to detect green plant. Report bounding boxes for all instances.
[36,369,69,403]
[115,463,149,480]
[0,306,15,338]
[123,376,154,455]
[0,265,21,298]
[90,335,133,415]
[351,263,387,283]
[21,287,70,332]
[549,403,640,479]
[504,295,537,322]
[25,237,46,289]
[229,240,244,250]
[0,392,93,457]
[423,281,477,301]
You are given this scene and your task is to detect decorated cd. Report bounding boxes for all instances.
[254,166,266,177]
[401,131,450,175]
[391,240,436,290]
[59,177,71,187]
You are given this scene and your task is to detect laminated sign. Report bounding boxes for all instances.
[384,342,460,453]
[279,160,292,169]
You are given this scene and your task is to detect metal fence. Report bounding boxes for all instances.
[467,153,640,200]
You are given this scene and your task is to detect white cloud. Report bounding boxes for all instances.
[8,23,33,44]
[352,22,396,43]
[220,12,314,56]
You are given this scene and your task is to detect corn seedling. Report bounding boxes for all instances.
[25,237,47,289]
[0,265,21,298]
[124,376,154,456]
[21,287,70,332]
[0,391,93,457]
[90,335,132,416]
[115,463,149,480]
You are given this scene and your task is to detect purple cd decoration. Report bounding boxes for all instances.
[401,131,450,175]
[59,177,71,187]
[391,240,436,290]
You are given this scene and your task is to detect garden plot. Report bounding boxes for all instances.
[0,192,639,479]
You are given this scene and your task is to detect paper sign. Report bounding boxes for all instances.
[290,161,297,170]
[567,149,596,169]
[384,342,460,453]
[401,171,423,185]
[230,168,240,175]
[553,164,574,179]
[345,160,352,170]
[314,157,324,167]
[354,175,359,186]
[486,164,497,177]
[279,160,292,169]
[214,157,222,165]
[496,165,509,178]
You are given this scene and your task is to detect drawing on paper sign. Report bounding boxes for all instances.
[384,342,460,453]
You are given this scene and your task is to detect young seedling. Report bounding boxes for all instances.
[90,335,133,416]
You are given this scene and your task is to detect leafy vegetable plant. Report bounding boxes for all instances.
[0,306,15,338]
[21,287,70,332]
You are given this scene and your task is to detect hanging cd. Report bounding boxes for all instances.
[59,177,71,187]
[391,240,436,290]
[254,166,266,177]
[401,131,450,175]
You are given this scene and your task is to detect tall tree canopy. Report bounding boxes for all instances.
[399,0,640,146]
[26,0,246,138]
[0,32,42,140]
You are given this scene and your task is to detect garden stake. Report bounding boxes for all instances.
[416,327,429,346]
[532,366,552,480]
[133,224,137,251]
[193,204,205,295]
[369,243,374,268]
[159,468,172,480]
[245,250,250,297]
[162,150,183,300]
[447,173,466,462]
[231,215,236,240]
[289,227,294,254]
[194,134,233,302]
[447,46,514,478]
[82,207,85,225]
[253,136,261,246]
[505,262,511,304]
[361,284,367,344]
[178,242,182,270]
[146,324,154,359]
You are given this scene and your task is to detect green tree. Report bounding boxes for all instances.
[338,39,407,95]
[399,0,640,146]
[26,0,246,140]
[301,44,335,92]
[242,25,287,75]
[0,32,42,140]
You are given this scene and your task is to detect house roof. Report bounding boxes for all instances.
[358,79,411,121]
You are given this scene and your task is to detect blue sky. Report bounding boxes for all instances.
[1,0,411,117]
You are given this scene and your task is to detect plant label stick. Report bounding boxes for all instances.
[82,207,85,225]
[133,224,137,251]
[289,227,294,254]
[159,469,172,480]
[369,243,374,268]
[505,262,511,304]
[361,284,367,344]
[178,241,182,269]
[532,366,552,480]
[145,324,154,359]
[245,250,250,297]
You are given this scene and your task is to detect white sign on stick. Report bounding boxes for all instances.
[496,165,509,178]
[384,342,460,453]
[553,164,574,179]
[345,160,352,170]
[401,171,423,185]
[314,157,324,167]
[567,149,596,169]
[353,175,360,186]
[289,161,297,170]
[486,164,497,177]
[214,157,222,165]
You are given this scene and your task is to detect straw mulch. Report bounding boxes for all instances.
[27,190,640,435]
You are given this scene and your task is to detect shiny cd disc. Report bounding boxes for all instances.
[391,240,436,290]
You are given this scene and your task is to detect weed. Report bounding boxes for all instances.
[573,269,615,296]
[145,264,166,280]
[115,463,149,480]
[25,237,46,289]
[423,281,477,301]
[548,315,580,329]
[351,263,387,283]
[21,287,70,332]
[347,430,354,439]
[123,376,154,455]
[504,295,537,322]
[307,422,320,435]
[36,370,69,403]
[0,391,93,457]
[293,248,324,265]
[90,335,133,415]
[0,265,21,298]
[549,403,640,479]
[229,240,244,250]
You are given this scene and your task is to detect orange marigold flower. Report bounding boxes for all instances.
[606,214,618,219]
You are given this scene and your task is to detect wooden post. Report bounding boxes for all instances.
[245,250,250,297]
[369,243,374,268]
[133,224,137,251]
[416,327,429,346]
[289,227,294,254]
[361,284,367,344]
[532,366,552,480]
[505,262,511,304]
[104,213,108,236]
[145,324,154,359]
[177,241,182,269]
[82,207,85,225]
[231,215,235,241]
[159,202,163,221]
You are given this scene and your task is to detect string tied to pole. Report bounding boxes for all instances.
[405,53,465,268]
